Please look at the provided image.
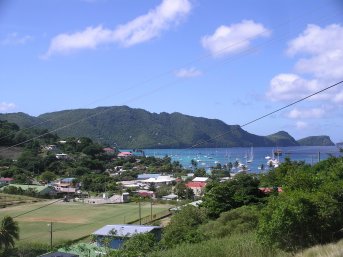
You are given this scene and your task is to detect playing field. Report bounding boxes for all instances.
[0,200,171,246]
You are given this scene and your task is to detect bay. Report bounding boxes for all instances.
[143,146,341,173]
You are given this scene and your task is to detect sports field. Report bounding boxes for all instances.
[0,200,171,246]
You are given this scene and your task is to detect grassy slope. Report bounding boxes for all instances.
[0,193,44,208]
[150,233,290,257]
[0,146,23,159]
[295,239,343,257]
[0,201,171,246]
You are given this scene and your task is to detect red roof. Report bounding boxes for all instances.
[0,177,14,182]
[118,152,133,157]
[186,182,207,188]
[103,147,115,152]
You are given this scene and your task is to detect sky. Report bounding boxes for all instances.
[1,0,343,142]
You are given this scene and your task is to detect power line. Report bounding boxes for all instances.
[13,199,63,219]
[188,80,343,149]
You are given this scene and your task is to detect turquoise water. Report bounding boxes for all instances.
[143,146,341,173]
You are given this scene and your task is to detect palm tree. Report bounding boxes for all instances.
[0,216,19,250]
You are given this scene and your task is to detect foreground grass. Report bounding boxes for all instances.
[150,233,291,257]
[0,201,171,246]
[295,239,343,257]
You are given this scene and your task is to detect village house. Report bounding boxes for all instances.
[0,177,14,186]
[186,181,207,197]
[53,178,78,194]
[92,224,162,249]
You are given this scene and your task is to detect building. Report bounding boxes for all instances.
[93,224,162,249]
[39,252,79,257]
[140,175,175,185]
[0,177,14,186]
[186,181,207,196]
[117,152,133,158]
[192,177,209,182]
[53,178,78,194]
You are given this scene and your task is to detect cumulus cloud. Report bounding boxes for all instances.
[201,20,271,57]
[296,121,308,129]
[43,0,191,57]
[287,24,343,79]
[1,32,32,45]
[175,67,202,78]
[266,24,343,104]
[0,102,16,112]
[266,73,322,101]
[287,107,325,119]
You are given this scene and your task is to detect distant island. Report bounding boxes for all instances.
[298,136,335,146]
[0,105,335,148]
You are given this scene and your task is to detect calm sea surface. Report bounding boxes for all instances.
[143,146,341,173]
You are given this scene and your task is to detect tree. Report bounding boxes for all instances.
[110,233,157,257]
[257,190,343,251]
[174,182,194,200]
[194,168,206,177]
[40,171,56,184]
[0,216,19,250]
[202,174,263,218]
[161,205,207,249]
[191,159,198,171]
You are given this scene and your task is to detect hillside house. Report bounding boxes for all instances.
[186,181,207,196]
[0,177,14,186]
[92,224,161,249]
[53,178,78,194]
[117,152,133,158]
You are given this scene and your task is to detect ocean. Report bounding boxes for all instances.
[143,146,341,173]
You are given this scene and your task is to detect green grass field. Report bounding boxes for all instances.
[0,201,171,246]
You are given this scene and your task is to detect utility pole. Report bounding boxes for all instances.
[48,222,53,250]
[150,197,153,222]
[139,198,142,225]
[318,152,321,162]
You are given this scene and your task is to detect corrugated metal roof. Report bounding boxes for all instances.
[137,174,161,179]
[92,224,161,237]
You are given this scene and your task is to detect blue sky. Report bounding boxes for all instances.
[1,0,343,142]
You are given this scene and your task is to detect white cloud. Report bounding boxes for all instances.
[44,0,191,57]
[287,107,325,119]
[266,24,343,105]
[0,102,16,112]
[266,73,322,101]
[287,24,343,80]
[43,26,113,57]
[333,90,343,103]
[175,67,202,78]
[1,33,32,45]
[296,121,308,129]
[201,20,271,57]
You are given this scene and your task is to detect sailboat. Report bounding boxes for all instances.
[247,146,254,163]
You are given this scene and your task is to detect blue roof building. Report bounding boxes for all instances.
[92,224,161,249]
[137,174,161,180]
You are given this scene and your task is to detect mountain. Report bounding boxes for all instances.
[0,106,329,148]
[297,136,335,146]
[266,131,299,146]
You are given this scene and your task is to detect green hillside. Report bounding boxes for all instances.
[266,131,299,146]
[297,136,335,146]
[0,106,327,148]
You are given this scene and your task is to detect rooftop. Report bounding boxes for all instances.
[93,224,161,237]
